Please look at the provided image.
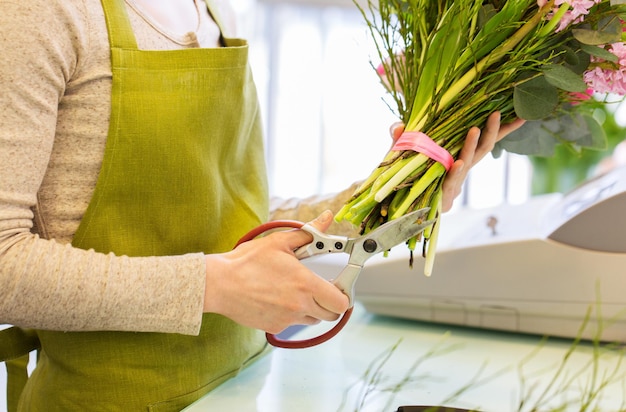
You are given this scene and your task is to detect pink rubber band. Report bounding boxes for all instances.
[392,131,454,171]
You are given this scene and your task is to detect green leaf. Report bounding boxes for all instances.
[582,114,608,151]
[562,45,582,67]
[457,0,529,72]
[408,2,473,128]
[514,76,559,120]
[542,64,588,92]
[561,44,592,75]
[573,17,623,45]
[579,43,618,63]
[494,119,562,157]
[494,112,608,157]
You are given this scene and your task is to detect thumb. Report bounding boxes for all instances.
[308,210,334,233]
[286,210,335,251]
[389,122,404,143]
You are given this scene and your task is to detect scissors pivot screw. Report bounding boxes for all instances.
[363,239,378,253]
[334,242,344,250]
[315,241,325,250]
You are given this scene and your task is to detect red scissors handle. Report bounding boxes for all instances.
[266,307,353,349]
[235,220,352,349]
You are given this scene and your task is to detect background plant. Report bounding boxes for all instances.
[339,305,626,412]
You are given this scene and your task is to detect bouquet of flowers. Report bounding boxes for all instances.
[335,0,626,275]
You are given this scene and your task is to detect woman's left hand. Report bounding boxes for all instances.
[390,112,525,212]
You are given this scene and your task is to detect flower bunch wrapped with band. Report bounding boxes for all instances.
[335,0,626,275]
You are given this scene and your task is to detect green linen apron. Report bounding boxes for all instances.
[16,0,269,410]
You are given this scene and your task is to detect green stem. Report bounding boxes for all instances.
[390,162,446,219]
[407,2,553,132]
[388,186,410,218]
[374,154,429,202]
[423,187,442,239]
[354,151,399,195]
[423,191,442,277]
[537,2,568,38]
[371,154,417,193]
[346,191,378,224]
[335,190,368,222]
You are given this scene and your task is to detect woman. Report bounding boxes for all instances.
[0,0,521,410]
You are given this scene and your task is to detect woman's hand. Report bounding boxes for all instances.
[203,211,350,334]
[440,112,525,212]
[390,112,525,212]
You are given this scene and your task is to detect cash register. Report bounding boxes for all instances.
[310,165,626,342]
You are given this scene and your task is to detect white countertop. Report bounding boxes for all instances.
[184,304,626,411]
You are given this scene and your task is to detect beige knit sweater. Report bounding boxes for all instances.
[0,0,356,336]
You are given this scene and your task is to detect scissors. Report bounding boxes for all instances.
[235,207,435,349]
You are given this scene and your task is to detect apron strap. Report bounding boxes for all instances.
[202,0,226,36]
[6,356,30,412]
[1,327,40,412]
[201,0,247,47]
[100,0,138,50]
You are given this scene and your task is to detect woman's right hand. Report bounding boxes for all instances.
[202,211,350,334]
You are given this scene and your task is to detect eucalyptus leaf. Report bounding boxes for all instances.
[580,43,618,63]
[562,45,582,67]
[572,28,617,45]
[542,64,588,92]
[493,112,608,157]
[514,76,559,120]
[583,114,608,151]
[573,17,623,45]
[494,119,562,157]
[563,46,591,75]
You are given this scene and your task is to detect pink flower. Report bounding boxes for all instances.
[551,0,602,32]
[537,0,548,6]
[568,88,594,105]
[584,43,626,95]
[375,54,406,93]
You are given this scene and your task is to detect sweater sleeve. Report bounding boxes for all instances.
[0,0,205,335]
[269,183,361,237]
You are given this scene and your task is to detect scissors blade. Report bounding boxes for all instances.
[360,207,435,252]
[334,208,435,307]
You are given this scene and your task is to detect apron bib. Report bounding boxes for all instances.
[19,0,269,410]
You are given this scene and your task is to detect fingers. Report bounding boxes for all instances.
[471,112,500,163]
[284,210,334,251]
[464,112,523,168]
[301,211,350,317]
[310,282,350,320]
[283,210,350,319]
[389,122,404,144]
[441,112,515,213]
[441,134,476,213]
[304,211,350,317]
[307,209,334,232]
[458,125,481,167]
[401,112,524,213]
[441,160,466,213]
[498,117,525,140]
[204,210,352,335]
